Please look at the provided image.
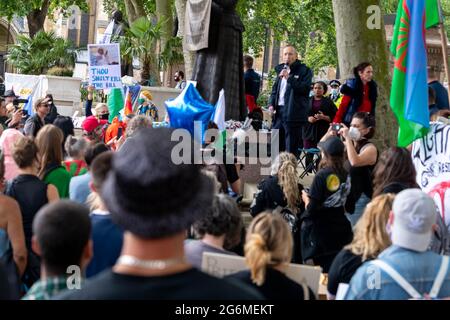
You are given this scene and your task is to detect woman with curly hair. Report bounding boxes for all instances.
[327,194,394,299]
[227,213,315,300]
[185,194,243,269]
[250,152,302,216]
[372,147,419,198]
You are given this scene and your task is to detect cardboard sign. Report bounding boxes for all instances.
[412,122,450,226]
[201,252,323,296]
[88,43,122,90]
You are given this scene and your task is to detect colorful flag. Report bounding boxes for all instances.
[390,0,433,147]
[107,87,125,123]
[23,94,34,116]
[211,89,227,149]
[124,87,133,116]
[425,0,441,28]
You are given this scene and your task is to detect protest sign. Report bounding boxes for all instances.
[88,43,122,90]
[412,122,450,227]
[201,252,322,297]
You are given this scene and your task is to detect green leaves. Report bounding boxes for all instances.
[7,30,76,75]
[237,0,337,72]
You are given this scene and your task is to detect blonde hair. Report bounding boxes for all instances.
[87,192,102,211]
[93,103,108,117]
[271,152,300,213]
[346,194,394,261]
[245,213,293,286]
[140,90,153,101]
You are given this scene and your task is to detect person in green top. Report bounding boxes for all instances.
[36,125,72,198]
[22,200,92,300]
[63,135,88,177]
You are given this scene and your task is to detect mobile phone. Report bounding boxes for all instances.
[117,127,123,139]
[331,123,342,132]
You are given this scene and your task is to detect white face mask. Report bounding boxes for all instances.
[348,127,362,141]
[331,88,339,96]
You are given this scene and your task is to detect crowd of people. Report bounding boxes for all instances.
[1,42,450,300]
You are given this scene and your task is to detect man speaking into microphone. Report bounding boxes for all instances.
[268,45,312,157]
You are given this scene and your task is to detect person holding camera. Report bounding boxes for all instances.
[23,97,52,137]
[323,112,378,226]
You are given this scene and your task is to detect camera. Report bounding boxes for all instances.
[331,123,342,132]
[12,98,29,108]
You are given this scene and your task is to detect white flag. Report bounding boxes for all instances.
[213,89,226,131]
[98,21,115,44]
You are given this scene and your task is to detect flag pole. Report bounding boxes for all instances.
[438,0,450,106]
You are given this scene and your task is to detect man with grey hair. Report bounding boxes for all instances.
[116,115,153,151]
[268,45,312,157]
[345,189,450,300]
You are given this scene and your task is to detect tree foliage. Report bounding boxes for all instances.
[7,30,76,75]
[0,0,88,38]
[236,0,337,73]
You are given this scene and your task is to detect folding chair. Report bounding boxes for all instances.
[298,148,321,179]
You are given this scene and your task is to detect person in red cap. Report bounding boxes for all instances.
[82,116,108,143]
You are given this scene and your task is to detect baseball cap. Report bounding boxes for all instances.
[82,116,107,133]
[317,136,345,157]
[391,189,437,252]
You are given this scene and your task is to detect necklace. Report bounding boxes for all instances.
[116,255,186,270]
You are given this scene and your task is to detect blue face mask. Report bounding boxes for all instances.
[309,90,314,98]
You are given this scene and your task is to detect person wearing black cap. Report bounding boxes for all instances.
[300,136,353,273]
[57,127,262,300]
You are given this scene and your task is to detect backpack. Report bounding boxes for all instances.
[272,206,298,233]
[370,256,450,299]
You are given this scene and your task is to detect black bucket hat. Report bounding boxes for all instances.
[102,127,214,238]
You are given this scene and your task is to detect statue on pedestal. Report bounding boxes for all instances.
[187,0,246,121]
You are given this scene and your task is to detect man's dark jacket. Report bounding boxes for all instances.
[269,60,313,124]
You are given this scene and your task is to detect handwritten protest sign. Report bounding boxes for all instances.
[88,43,122,90]
[412,122,450,227]
[201,252,322,297]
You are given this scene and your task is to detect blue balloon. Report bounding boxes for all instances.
[165,83,215,140]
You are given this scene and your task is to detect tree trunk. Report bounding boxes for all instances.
[156,0,173,52]
[156,0,174,86]
[332,0,397,150]
[124,0,160,85]
[175,0,195,79]
[124,0,146,24]
[27,0,50,38]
